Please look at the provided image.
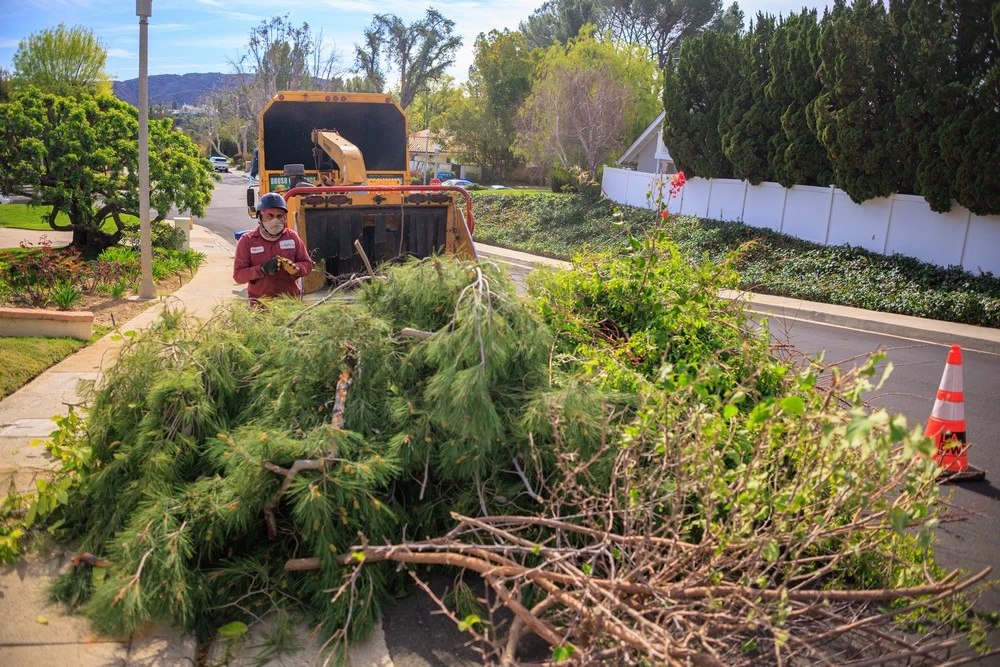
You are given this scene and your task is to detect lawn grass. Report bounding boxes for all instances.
[0,203,124,234]
[0,336,87,399]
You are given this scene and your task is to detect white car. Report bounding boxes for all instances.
[209,156,230,173]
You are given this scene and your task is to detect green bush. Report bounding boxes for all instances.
[550,164,576,193]
[49,281,83,310]
[121,219,185,251]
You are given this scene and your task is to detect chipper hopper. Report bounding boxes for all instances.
[246,91,477,293]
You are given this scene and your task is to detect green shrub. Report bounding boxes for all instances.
[151,252,186,281]
[0,243,88,306]
[106,280,129,299]
[49,280,83,310]
[121,219,185,251]
[178,250,206,275]
[550,164,576,193]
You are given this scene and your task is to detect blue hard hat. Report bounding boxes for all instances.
[257,192,288,212]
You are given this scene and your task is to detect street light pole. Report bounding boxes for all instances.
[136,0,156,299]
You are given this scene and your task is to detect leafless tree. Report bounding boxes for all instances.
[517,63,634,175]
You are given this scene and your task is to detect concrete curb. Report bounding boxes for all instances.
[0,307,94,340]
[724,290,1000,356]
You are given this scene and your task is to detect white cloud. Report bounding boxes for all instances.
[106,48,132,58]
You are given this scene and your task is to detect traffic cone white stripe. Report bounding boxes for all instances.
[930,399,964,422]
[938,363,962,389]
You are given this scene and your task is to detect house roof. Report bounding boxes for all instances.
[408,129,440,154]
[617,110,672,164]
[408,129,469,155]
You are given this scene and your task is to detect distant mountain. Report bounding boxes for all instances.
[113,72,243,107]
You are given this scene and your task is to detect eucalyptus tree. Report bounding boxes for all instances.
[354,9,463,110]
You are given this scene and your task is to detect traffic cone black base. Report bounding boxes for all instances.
[936,466,987,484]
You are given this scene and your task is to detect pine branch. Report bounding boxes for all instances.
[330,369,352,431]
[111,547,155,606]
[262,459,326,540]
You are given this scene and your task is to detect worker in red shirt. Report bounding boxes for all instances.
[233,192,313,304]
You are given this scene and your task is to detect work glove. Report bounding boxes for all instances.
[276,255,299,275]
[260,257,279,275]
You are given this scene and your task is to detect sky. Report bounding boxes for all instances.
[1,0,833,84]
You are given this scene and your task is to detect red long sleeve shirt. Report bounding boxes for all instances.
[233,227,314,302]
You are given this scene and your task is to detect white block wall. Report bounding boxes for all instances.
[601,167,1000,275]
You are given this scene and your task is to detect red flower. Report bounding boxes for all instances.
[660,210,669,218]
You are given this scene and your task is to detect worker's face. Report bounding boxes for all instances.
[260,209,286,236]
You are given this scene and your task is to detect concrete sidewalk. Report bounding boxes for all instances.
[0,225,237,666]
[0,228,73,249]
[0,231,997,667]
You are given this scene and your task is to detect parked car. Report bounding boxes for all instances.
[441,178,474,187]
[209,156,230,173]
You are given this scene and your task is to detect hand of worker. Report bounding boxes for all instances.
[260,257,279,275]
[277,255,299,275]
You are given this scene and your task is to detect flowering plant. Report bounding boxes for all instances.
[647,171,686,219]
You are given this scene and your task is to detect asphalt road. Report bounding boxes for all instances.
[763,316,1000,617]
[197,171,258,244]
[199,175,1000,660]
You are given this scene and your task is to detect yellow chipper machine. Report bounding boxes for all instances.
[246,91,477,293]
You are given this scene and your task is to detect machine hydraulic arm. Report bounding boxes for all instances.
[311,129,367,186]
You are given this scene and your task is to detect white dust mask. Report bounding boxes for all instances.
[260,217,285,238]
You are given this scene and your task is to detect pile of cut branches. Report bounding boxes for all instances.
[5,233,995,665]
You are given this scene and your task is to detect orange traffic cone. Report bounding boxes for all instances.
[925,345,986,482]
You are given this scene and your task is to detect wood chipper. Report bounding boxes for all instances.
[246,91,477,293]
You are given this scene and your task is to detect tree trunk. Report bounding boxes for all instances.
[71,225,118,258]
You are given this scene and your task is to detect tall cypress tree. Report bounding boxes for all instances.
[765,10,832,187]
[721,13,781,184]
[663,31,740,179]
[937,0,1000,215]
[892,0,962,210]
[812,0,900,202]
[764,15,794,185]
[783,9,833,187]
